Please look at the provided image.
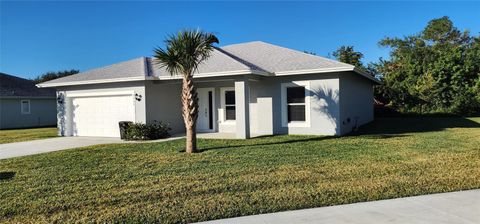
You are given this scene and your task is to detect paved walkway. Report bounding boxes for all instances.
[0,136,183,160]
[0,132,239,160]
[0,137,124,159]
[197,189,480,224]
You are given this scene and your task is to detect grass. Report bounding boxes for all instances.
[1,117,479,223]
[0,127,58,144]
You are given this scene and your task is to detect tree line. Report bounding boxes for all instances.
[32,69,79,84]
[33,16,479,116]
[332,16,480,116]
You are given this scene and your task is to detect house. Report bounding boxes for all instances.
[37,41,380,138]
[0,73,57,129]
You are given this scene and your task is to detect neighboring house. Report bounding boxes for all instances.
[38,41,380,138]
[0,73,57,129]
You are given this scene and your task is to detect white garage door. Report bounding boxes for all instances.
[71,95,135,137]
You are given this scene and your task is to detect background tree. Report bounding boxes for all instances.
[153,30,219,153]
[303,50,316,55]
[33,69,79,83]
[332,45,365,68]
[376,16,480,115]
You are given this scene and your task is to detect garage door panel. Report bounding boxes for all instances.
[71,95,135,137]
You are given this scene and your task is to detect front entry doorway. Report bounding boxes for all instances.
[197,88,215,132]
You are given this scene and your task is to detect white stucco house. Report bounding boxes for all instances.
[38,41,379,139]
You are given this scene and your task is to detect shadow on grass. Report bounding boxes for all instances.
[0,172,15,181]
[353,117,480,136]
[186,117,478,153]
[198,135,338,152]
[358,134,410,139]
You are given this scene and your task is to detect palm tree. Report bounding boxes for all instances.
[154,30,219,153]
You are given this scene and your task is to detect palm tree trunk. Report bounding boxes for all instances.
[182,74,198,153]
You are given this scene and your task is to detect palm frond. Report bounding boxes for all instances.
[153,29,219,78]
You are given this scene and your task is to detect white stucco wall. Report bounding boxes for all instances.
[145,80,238,135]
[250,73,341,136]
[145,81,184,134]
[55,81,146,136]
[50,71,373,138]
[339,72,375,135]
[145,73,344,137]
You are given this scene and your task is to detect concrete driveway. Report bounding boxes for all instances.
[0,137,125,160]
[197,189,480,224]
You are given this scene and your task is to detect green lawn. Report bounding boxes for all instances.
[1,117,479,223]
[0,127,57,144]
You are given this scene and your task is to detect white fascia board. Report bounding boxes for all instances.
[37,70,271,88]
[274,66,355,76]
[36,76,150,88]
[157,70,271,80]
[352,67,382,84]
[274,67,381,84]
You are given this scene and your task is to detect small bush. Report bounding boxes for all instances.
[124,121,171,140]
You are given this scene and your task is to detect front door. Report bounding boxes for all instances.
[197,88,215,132]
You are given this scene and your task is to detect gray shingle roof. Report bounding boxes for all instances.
[0,73,55,97]
[221,41,354,74]
[40,57,148,85]
[39,41,377,87]
[149,48,266,78]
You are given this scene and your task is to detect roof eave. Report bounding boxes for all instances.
[36,76,150,88]
[0,96,56,99]
[274,67,355,76]
[274,67,381,84]
[157,69,271,80]
[36,70,272,87]
[352,67,382,84]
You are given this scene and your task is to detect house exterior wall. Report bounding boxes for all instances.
[50,71,374,137]
[252,73,341,136]
[339,72,375,135]
[55,81,146,136]
[145,81,184,134]
[145,72,352,137]
[0,97,57,129]
[145,80,237,135]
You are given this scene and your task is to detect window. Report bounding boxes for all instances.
[281,81,310,127]
[224,90,236,120]
[21,100,30,114]
[287,87,306,122]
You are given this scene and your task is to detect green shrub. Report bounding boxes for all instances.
[124,121,171,140]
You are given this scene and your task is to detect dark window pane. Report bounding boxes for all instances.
[226,106,236,120]
[288,105,305,122]
[287,87,305,103]
[225,91,235,105]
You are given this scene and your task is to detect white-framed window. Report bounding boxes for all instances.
[220,87,236,122]
[281,81,310,127]
[21,100,31,114]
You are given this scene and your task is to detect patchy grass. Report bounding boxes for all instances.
[0,117,479,223]
[0,127,57,144]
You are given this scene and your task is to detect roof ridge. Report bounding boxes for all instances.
[223,41,354,68]
[144,57,152,77]
[0,72,32,82]
[215,46,269,73]
[221,40,265,48]
[255,41,354,68]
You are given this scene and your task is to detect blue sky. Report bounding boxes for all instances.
[1,1,479,79]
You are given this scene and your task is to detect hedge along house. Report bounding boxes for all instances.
[38,41,380,138]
